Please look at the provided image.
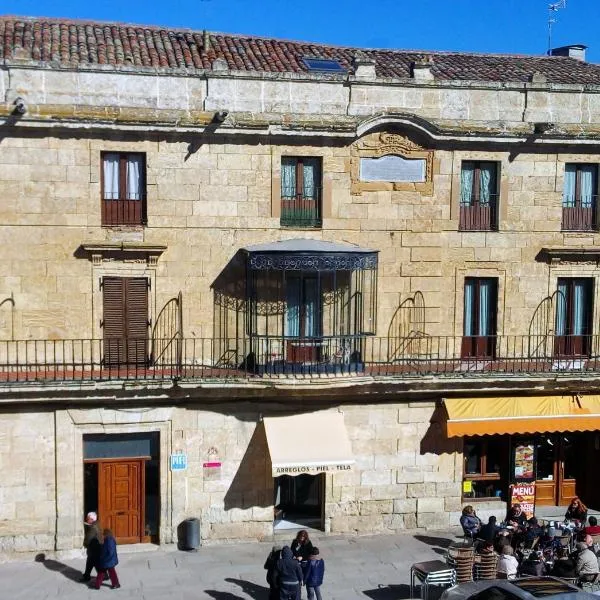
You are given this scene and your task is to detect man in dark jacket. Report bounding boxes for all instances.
[274,546,303,600]
[264,545,282,600]
[80,511,101,582]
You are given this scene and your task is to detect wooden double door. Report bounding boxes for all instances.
[97,458,148,544]
[534,434,579,506]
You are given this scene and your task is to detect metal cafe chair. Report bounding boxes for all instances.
[410,559,456,599]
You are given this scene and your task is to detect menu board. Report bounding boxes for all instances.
[514,444,535,479]
[511,482,536,519]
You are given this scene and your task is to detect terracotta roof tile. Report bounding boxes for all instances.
[1,15,600,85]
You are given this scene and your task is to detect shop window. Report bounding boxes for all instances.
[101,152,147,226]
[463,436,507,500]
[562,163,598,231]
[459,161,499,231]
[280,157,322,228]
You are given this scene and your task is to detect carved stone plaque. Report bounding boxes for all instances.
[359,155,426,182]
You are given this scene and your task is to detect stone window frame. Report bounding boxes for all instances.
[271,148,332,227]
[548,263,600,356]
[90,141,156,230]
[350,132,435,196]
[450,152,509,230]
[453,266,507,340]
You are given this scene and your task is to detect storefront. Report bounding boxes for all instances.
[263,410,354,531]
[445,395,600,511]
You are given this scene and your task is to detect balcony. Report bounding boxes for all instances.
[280,187,322,228]
[2,334,600,385]
[561,198,598,231]
[459,194,498,231]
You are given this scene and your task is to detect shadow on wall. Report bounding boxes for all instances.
[224,421,272,511]
[420,403,461,456]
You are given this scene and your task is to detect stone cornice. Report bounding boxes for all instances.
[538,247,600,264]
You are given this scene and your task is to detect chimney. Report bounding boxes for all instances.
[411,55,434,81]
[550,44,587,62]
[352,52,376,79]
[203,29,211,52]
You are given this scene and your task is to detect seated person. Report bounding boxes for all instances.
[477,540,495,555]
[585,515,600,536]
[479,516,500,543]
[460,505,481,538]
[520,551,547,577]
[494,531,512,555]
[497,545,519,580]
[524,517,544,546]
[551,547,577,579]
[575,541,600,582]
[505,503,528,529]
[565,497,588,525]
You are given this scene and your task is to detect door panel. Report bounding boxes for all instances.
[535,481,556,506]
[98,459,145,544]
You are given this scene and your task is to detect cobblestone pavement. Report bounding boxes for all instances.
[0,529,461,600]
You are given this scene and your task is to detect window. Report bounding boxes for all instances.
[459,161,498,231]
[101,152,146,226]
[462,278,498,359]
[302,57,345,73]
[102,277,149,365]
[562,163,598,231]
[280,157,322,227]
[463,436,508,500]
[555,277,593,357]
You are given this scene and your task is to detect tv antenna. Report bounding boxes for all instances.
[547,0,567,55]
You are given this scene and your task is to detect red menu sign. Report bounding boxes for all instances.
[511,482,536,519]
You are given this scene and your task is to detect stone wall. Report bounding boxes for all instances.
[6,66,600,125]
[1,129,600,345]
[0,400,466,556]
[0,411,55,556]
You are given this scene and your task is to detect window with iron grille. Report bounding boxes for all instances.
[101,152,147,226]
[280,157,322,228]
[562,163,598,231]
[459,161,499,231]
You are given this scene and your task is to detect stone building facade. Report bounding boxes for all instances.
[1,17,600,557]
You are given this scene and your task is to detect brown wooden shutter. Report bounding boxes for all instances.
[125,278,149,365]
[102,277,148,365]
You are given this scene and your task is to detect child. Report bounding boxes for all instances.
[93,528,121,590]
[304,546,325,600]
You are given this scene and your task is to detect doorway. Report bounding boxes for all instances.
[534,433,581,506]
[83,432,160,544]
[274,474,324,530]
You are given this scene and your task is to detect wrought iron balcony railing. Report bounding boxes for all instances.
[280,186,322,228]
[1,334,600,384]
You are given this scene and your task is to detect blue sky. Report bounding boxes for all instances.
[10,0,600,62]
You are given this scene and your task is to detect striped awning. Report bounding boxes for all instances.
[444,395,600,437]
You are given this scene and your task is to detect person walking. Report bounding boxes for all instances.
[93,528,121,590]
[80,511,101,583]
[304,546,325,600]
[274,546,303,600]
[264,545,283,600]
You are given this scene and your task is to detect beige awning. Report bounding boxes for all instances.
[264,411,354,477]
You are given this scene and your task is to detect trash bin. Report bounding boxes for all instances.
[178,517,200,551]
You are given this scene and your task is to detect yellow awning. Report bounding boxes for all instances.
[264,411,354,477]
[444,395,600,437]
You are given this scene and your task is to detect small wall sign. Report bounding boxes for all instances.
[170,452,188,471]
[203,461,222,481]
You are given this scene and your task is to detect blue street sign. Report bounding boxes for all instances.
[170,453,188,471]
